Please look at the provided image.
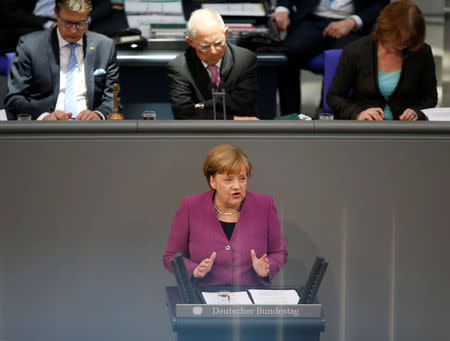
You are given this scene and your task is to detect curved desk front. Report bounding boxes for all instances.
[1,121,450,341]
[117,50,287,120]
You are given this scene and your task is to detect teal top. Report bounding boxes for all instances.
[378,70,401,120]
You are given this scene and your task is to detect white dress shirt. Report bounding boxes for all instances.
[38,29,104,120]
[276,0,363,30]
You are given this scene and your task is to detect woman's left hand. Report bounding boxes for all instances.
[399,108,419,121]
[250,249,269,277]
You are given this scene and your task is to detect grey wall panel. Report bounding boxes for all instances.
[416,0,443,14]
[0,123,449,341]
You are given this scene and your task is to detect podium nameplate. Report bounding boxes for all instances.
[176,304,321,318]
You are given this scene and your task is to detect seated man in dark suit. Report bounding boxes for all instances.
[0,0,113,55]
[271,0,388,115]
[5,0,119,120]
[168,8,258,120]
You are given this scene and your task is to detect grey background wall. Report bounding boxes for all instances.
[0,122,449,341]
[415,0,443,14]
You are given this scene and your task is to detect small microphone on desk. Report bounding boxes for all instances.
[210,82,218,120]
[209,81,218,92]
[217,82,225,92]
[210,82,226,120]
[217,83,226,120]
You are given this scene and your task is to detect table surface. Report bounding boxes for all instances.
[117,48,287,66]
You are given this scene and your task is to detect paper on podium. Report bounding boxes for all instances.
[248,289,300,305]
[202,291,253,304]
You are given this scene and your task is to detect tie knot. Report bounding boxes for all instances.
[68,43,78,52]
[207,65,218,74]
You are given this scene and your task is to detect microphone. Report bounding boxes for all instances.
[210,82,218,120]
[217,83,226,120]
[210,82,226,120]
[209,81,218,92]
[217,82,225,92]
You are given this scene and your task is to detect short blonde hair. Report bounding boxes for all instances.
[203,144,252,189]
[374,0,425,53]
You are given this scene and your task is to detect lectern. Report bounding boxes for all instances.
[165,286,325,341]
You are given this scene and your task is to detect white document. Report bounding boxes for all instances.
[162,2,183,14]
[202,3,266,17]
[147,2,163,12]
[202,291,253,305]
[248,289,300,305]
[126,1,182,15]
[127,14,185,25]
[125,2,149,14]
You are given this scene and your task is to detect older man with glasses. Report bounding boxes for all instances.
[5,0,120,120]
[168,8,258,120]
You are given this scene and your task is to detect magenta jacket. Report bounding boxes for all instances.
[163,190,288,287]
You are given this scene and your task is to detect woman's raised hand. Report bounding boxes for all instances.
[250,249,269,277]
[193,252,216,278]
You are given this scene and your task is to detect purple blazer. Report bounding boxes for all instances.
[163,190,288,287]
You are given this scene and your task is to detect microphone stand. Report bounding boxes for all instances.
[211,85,226,120]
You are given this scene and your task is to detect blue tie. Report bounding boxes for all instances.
[65,43,78,118]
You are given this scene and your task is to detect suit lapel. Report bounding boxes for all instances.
[220,44,233,82]
[83,33,95,110]
[48,29,60,107]
[186,47,212,100]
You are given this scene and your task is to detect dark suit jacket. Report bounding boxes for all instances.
[168,43,258,119]
[0,0,112,54]
[327,35,438,120]
[5,28,120,120]
[276,0,388,33]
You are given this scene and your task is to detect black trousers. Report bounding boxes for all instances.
[278,14,363,115]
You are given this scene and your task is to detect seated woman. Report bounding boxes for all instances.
[163,144,288,287]
[327,0,437,120]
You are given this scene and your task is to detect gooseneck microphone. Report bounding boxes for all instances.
[210,82,227,120]
[209,81,217,92]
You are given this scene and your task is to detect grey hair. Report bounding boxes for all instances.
[187,8,225,39]
[55,0,92,14]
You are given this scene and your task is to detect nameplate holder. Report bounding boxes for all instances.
[176,304,321,318]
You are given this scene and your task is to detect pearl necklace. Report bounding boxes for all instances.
[214,202,240,216]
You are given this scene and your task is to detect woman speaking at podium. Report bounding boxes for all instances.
[163,144,287,287]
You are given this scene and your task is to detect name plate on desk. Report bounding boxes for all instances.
[176,304,321,318]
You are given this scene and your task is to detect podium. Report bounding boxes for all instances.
[165,286,325,341]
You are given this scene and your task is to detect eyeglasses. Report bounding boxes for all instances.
[198,39,225,52]
[57,15,89,29]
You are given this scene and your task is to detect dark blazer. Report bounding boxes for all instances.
[327,35,438,120]
[5,28,120,120]
[163,190,288,287]
[0,0,113,54]
[168,43,258,119]
[276,0,389,33]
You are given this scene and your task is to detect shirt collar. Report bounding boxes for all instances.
[56,27,84,48]
[201,58,222,70]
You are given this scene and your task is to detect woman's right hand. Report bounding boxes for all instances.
[356,108,384,120]
[193,252,216,278]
